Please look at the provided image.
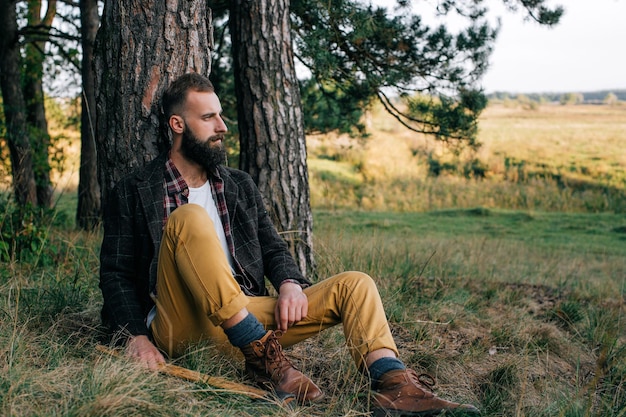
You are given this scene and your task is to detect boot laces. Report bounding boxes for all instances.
[406,369,437,392]
[263,330,295,378]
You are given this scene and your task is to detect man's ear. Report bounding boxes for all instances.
[169,115,184,134]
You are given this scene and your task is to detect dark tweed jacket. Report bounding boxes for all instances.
[99,153,311,337]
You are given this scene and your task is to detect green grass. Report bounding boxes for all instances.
[2,103,626,415]
[309,103,626,213]
[2,198,625,416]
[313,209,626,416]
[315,208,626,256]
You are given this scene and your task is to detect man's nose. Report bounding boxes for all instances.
[217,116,228,132]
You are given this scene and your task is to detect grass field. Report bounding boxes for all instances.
[309,103,626,213]
[1,102,625,416]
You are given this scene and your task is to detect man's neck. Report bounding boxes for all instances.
[169,150,207,188]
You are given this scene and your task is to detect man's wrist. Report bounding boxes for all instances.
[280,279,303,290]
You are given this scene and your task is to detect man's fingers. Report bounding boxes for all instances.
[277,305,300,330]
[280,307,290,331]
[289,305,297,325]
[127,335,166,370]
[275,304,287,331]
[138,351,166,371]
[275,287,309,331]
[145,352,166,371]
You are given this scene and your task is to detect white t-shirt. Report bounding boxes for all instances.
[188,180,235,271]
[147,180,234,328]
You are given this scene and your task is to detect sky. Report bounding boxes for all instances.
[373,0,626,94]
[481,0,626,93]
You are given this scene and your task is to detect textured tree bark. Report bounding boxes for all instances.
[23,0,56,208]
[76,0,101,230]
[94,0,213,203]
[0,0,37,205]
[229,0,315,276]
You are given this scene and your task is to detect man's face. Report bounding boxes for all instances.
[180,121,227,172]
[178,91,228,171]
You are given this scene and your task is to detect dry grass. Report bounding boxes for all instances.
[309,102,626,213]
[1,102,625,416]
[311,212,626,416]
[476,104,626,186]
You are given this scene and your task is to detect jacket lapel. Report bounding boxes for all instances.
[137,154,167,246]
[220,167,239,224]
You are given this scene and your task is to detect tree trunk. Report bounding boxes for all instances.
[0,0,37,206]
[23,0,56,208]
[229,0,315,277]
[76,0,101,230]
[94,0,213,203]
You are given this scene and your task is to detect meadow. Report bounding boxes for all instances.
[1,101,625,416]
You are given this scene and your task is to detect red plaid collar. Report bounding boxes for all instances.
[163,157,227,225]
[162,159,253,289]
[163,158,188,226]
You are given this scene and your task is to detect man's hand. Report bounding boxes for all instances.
[275,282,308,332]
[126,335,166,370]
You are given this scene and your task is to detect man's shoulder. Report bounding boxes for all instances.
[218,165,254,184]
[217,166,261,202]
[116,153,167,188]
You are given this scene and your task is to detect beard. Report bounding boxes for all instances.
[180,126,227,173]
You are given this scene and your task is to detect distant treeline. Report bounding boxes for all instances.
[487,89,626,104]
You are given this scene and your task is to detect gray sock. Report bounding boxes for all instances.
[369,357,406,389]
[223,313,267,348]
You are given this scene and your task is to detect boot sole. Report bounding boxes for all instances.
[372,407,480,417]
[246,368,324,405]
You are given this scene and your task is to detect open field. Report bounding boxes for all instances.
[1,204,625,416]
[309,103,626,213]
[1,102,626,416]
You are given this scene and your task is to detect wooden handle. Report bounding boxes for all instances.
[96,344,270,400]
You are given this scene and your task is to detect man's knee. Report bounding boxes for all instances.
[168,204,210,226]
[335,271,378,292]
[165,204,217,239]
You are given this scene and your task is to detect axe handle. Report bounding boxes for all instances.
[96,344,269,400]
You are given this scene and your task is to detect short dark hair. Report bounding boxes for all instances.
[161,73,215,120]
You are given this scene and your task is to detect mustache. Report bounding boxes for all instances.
[208,134,225,143]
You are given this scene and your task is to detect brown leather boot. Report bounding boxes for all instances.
[240,330,324,404]
[371,369,480,416]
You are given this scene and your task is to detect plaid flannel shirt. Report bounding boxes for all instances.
[163,158,258,292]
[99,153,310,337]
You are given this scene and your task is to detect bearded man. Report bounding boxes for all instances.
[99,73,480,416]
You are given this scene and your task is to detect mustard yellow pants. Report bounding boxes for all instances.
[151,204,398,368]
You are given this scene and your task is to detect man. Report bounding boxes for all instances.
[99,73,480,416]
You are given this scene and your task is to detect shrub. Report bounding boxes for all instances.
[0,196,62,265]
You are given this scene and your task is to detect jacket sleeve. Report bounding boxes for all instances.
[251,180,312,292]
[99,179,150,337]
